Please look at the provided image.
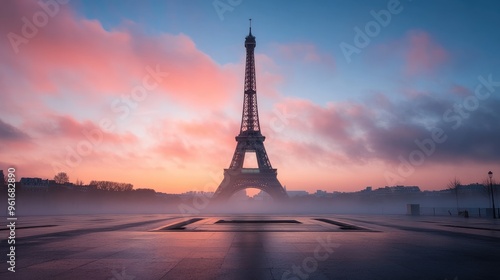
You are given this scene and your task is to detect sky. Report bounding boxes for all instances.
[1,0,500,193]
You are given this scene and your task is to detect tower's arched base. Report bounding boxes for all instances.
[212,169,288,202]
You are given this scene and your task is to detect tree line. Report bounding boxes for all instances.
[54,172,134,192]
[89,180,134,192]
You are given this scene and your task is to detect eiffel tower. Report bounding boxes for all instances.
[212,21,288,201]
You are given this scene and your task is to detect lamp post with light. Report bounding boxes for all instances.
[488,171,496,219]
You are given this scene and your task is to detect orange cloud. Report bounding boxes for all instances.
[150,115,239,169]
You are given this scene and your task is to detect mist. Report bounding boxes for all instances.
[3,187,492,217]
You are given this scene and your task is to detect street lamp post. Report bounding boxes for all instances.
[488,171,496,219]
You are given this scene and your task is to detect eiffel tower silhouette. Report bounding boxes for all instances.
[212,20,288,201]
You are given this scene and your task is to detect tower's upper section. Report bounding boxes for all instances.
[245,26,256,49]
[244,23,256,93]
[239,20,261,134]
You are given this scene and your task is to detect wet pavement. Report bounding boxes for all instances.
[1,214,499,279]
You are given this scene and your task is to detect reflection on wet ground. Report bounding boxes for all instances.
[1,214,499,279]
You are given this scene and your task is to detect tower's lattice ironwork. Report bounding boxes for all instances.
[212,21,288,201]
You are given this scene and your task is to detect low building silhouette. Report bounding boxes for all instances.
[20,177,50,192]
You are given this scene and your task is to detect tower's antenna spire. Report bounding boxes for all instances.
[249,18,252,34]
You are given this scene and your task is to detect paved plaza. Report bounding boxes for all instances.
[1,214,499,279]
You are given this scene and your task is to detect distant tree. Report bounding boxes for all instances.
[447,177,461,213]
[54,172,69,184]
[75,179,84,186]
[89,180,133,191]
[134,188,156,199]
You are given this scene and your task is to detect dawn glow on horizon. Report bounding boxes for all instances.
[1,0,500,193]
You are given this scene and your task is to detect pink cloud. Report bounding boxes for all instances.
[149,114,239,169]
[450,84,472,97]
[154,138,193,163]
[0,1,246,184]
[0,113,144,178]
[368,92,393,111]
[405,30,449,76]
[254,53,285,98]
[0,1,240,110]
[0,119,35,155]
[22,114,138,145]
[276,43,335,67]
[370,30,449,77]
[260,98,373,166]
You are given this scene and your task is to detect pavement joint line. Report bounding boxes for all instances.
[158,218,204,230]
[441,224,500,232]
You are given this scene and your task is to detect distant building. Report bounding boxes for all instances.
[20,177,50,192]
[0,170,5,188]
[331,191,344,197]
[155,192,180,199]
[315,190,328,197]
[229,189,249,201]
[373,185,421,195]
[49,181,78,191]
[357,187,373,195]
[254,190,272,201]
[75,184,97,192]
[458,183,487,194]
[180,191,214,199]
[20,177,97,192]
[287,190,309,197]
[422,190,444,197]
